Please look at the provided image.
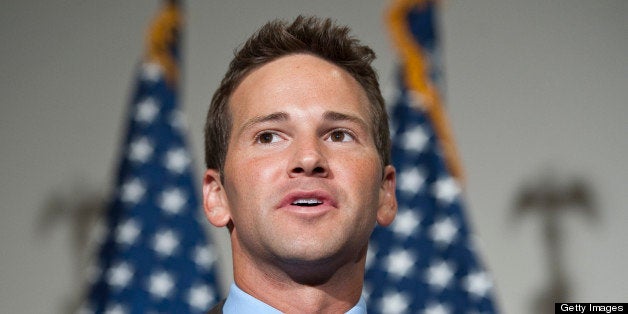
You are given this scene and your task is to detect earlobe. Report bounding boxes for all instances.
[202,169,232,227]
[376,165,398,227]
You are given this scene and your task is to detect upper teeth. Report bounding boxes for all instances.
[292,198,322,205]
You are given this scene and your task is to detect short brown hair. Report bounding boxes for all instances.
[204,15,391,175]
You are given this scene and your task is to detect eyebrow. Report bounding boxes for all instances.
[240,112,289,133]
[236,112,288,138]
[238,110,369,135]
[322,111,369,131]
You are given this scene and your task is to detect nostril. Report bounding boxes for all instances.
[288,151,329,177]
[289,166,327,177]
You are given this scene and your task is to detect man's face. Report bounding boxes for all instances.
[205,54,396,268]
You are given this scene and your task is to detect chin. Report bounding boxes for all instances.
[277,238,364,268]
[274,247,356,285]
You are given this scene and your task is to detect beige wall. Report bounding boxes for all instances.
[1,1,627,313]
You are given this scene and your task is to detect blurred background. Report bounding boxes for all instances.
[1,0,626,313]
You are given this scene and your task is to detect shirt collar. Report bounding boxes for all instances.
[223,283,367,314]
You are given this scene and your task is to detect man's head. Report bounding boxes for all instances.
[204,15,391,176]
[202,16,397,282]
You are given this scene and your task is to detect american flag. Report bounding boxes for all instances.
[80,1,222,313]
[364,1,499,313]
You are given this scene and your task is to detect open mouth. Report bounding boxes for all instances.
[291,198,323,207]
[279,190,336,212]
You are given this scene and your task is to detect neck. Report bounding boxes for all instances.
[231,240,366,313]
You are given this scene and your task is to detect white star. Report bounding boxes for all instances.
[430,217,458,245]
[424,302,450,314]
[398,167,425,194]
[193,246,217,270]
[164,148,190,174]
[402,125,429,152]
[365,243,376,270]
[135,97,159,124]
[158,188,187,214]
[128,137,154,163]
[153,230,179,257]
[188,284,215,310]
[464,271,493,298]
[378,291,410,314]
[362,284,372,300]
[104,303,128,314]
[120,179,145,204]
[391,208,421,238]
[141,62,162,82]
[169,109,188,131]
[148,271,174,299]
[106,262,134,289]
[426,260,454,290]
[384,248,416,279]
[433,176,461,205]
[116,218,140,246]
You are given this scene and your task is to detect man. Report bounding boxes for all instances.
[202,16,397,313]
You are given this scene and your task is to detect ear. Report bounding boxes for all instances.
[376,165,397,226]
[202,169,232,227]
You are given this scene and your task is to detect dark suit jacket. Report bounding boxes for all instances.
[207,300,225,314]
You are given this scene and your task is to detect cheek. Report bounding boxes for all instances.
[241,154,284,184]
[224,152,284,203]
[333,155,382,234]
[336,154,382,198]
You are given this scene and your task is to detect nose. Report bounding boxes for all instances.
[288,137,329,178]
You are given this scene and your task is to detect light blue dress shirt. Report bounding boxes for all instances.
[223,283,368,314]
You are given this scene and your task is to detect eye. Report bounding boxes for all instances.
[255,131,281,144]
[326,130,354,142]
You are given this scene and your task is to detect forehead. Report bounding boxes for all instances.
[228,54,371,124]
